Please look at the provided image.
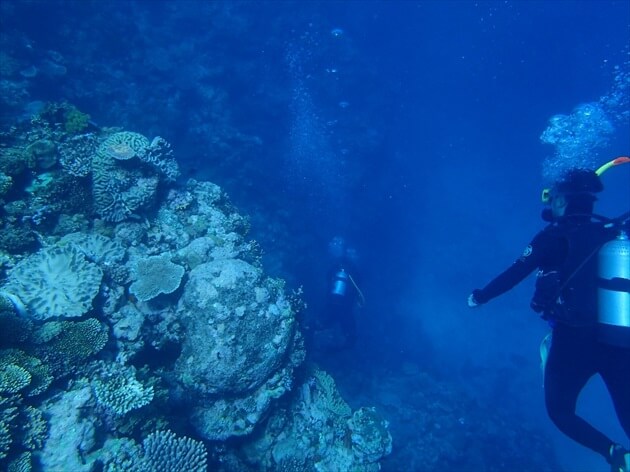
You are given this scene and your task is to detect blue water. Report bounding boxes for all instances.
[1,1,629,470]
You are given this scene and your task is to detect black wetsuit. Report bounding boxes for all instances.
[322,259,360,350]
[473,216,630,458]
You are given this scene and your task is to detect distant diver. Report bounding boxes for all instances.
[315,236,365,352]
[468,157,630,472]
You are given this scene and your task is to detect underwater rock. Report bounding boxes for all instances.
[239,368,392,471]
[176,258,296,395]
[39,385,95,472]
[348,407,393,463]
[174,258,303,439]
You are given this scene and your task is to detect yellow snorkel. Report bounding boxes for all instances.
[594,156,630,176]
[541,156,630,203]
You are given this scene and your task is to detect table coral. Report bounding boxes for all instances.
[129,254,185,302]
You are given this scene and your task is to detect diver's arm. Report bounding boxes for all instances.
[469,231,550,306]
[472,258,537,304]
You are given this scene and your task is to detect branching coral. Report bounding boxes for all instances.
[92,366,154,416]
[0,364,31,395]
[142,430,207,472]
[58,133,98,177]
[35,318,108,374]
[99,431,207,472]
[0,395,18,459]
[0,395,47,464]
[0,350,53,397]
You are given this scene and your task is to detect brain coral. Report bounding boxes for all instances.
[129,255,185,302]
[2,245,103,320]
[92,131,179,222]
[99,131,150,161]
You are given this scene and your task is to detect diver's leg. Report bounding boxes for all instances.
[338,309,357,349]
[600,344,630,441]
[544,326,613,458]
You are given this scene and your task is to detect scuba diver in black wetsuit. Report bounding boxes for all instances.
[468,158,630,472]
[315,237,365,351]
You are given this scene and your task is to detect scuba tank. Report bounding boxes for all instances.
[597,230,630,348]
[331,269,349,297]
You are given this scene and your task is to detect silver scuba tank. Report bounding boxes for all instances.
[597,230,630,347]
[332,269,348,297]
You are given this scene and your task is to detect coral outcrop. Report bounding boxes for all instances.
[0,108,391,472]
[174,258,303,440]
[238,367,392,471]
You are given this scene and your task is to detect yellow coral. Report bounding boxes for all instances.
[314,369,351,418]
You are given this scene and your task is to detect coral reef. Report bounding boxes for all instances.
[129,254,185,302]
[0,394,48,467]
[58,132,98,177]
[174,257,303,440]
[0,109,390,472]
[33,318,108,374]
[91,363,154,416]
[92,131,179,222]
[60,231,126,264]
[237,367,392,472]
[63,105,91,135]
[0,350,53,397]
[1,245,103,320]
[97,430,207,472]
[0,173,12,197]
[0,365,31,395]
[141,430,208,472]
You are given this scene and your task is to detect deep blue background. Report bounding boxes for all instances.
[1,1,629,470]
